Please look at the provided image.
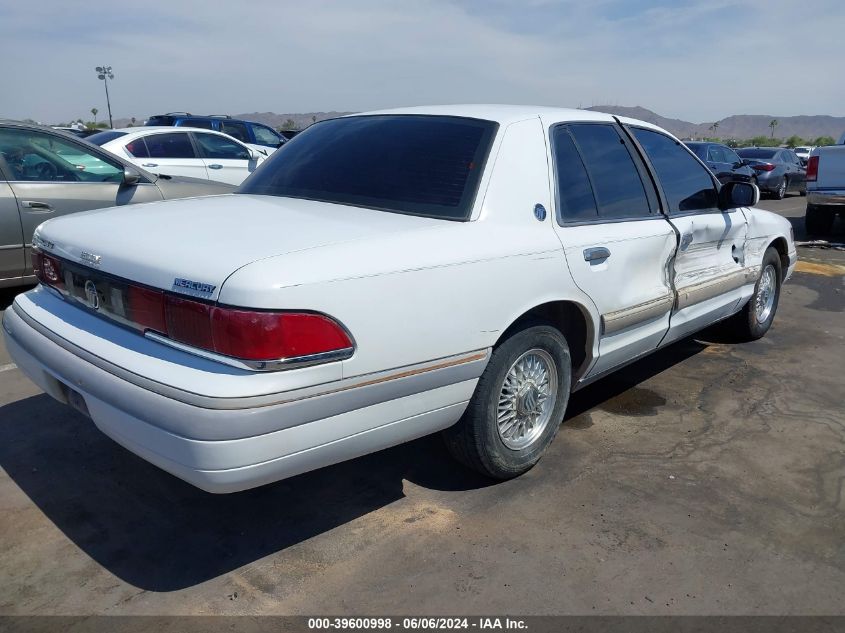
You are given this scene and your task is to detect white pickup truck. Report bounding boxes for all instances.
[805,133,845,234]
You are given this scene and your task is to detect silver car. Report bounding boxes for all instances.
[0,121,235,289]
[735,147,807,199]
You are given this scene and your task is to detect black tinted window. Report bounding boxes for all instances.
[568,124,651,219]
[182,118,215,130]
[86,131,128,146]
[145,116,175,126]
[239,115,497,221]
[194,133,249,160]
[708,146,728,162]
[632,128,718,213]
[221,121,249,143]
[736,148,777,159]
[125,138,149,158]
[552,127,598,222]
[686,144,707,160]
[144,133,196,159]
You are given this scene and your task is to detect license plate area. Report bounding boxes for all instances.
[60,382,90,418]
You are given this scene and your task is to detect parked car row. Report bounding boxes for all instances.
[2,106,796,493]
[144,112,287,154]
[683,141,807,199]
[0,120,234,288]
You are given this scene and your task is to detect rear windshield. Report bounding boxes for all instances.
[736,148,777,158]
[86,131,128,146]
[238,115,498,221]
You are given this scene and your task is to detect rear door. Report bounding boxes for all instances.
[131,132,209,180]
[192,132,259,185]
[0,126,163,276]
[546,120,676,378]
[629,126,749,344]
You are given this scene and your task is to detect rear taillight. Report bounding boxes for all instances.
[751,163,776,172]
[806,155,819,181]
[32,248,65,290]
[161,297,353,363]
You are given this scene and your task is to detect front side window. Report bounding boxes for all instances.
[568,123,652,219]
[551,126,598,222]
[144,133,196,159]
[0,127,123,183]
[194,133,249,160]
[252,124,282,146]
[221,121,249,143]
[632,128,719,214]
[239,115,497,221]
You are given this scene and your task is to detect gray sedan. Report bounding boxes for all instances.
[0,121,235,289]
[735,147,806,199]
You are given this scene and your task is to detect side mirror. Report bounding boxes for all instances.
[719,181,759,210]
[122,166,141,186]
[248,148,263,161]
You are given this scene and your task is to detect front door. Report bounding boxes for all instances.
[545,120,676,378]
[628,126,750,344]
[192,132,259,186]
[0,180,24,282]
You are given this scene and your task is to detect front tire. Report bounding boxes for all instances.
[443,324,571,479]
[727,247,782,341]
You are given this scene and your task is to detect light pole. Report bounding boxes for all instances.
[95,65,114,129]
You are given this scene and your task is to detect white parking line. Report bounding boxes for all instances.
[0,363,18,373]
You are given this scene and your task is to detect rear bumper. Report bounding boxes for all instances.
[807,190,845,207]
[3,298,483,493]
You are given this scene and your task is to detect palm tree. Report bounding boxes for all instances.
[91,107,98,124]
[769,119,778,138]
[709,121,719,138]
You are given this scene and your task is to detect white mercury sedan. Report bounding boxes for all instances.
[3,105,797,493]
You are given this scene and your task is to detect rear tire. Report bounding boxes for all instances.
[443,324,571,479]
[727,247,782,341]
[806,205,834,235]
[775,177,787,200]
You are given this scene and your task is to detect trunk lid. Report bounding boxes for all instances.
[36,193,444,301]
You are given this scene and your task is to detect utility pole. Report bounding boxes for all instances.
[95,66,115,129]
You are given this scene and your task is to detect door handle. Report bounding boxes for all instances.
[141,163,158,168]
[208,164,223,170]
[20,200,54,212]
[583,247,611,262]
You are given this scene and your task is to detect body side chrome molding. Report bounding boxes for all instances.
[601,294,674,335]
[674,266,759,311]
[7,303,489,411]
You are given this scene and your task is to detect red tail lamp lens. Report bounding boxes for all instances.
[752,163,776,172]
[211,310,352,360]
[164,295,214,349]
[806,156,818,182]
[32,249,64,290]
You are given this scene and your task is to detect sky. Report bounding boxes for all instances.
[1,0,843,124]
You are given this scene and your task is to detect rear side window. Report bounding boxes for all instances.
[125,138,149,158]
[568,124,652,219]
[144,133,196,159]
[632,128,718,214]
[221,121,249,143]
[145,116,175,126]
[551,127,598,222]
[239,115,497,221]
[181,118,215,130]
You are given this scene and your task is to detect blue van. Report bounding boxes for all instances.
[145,113,286,151]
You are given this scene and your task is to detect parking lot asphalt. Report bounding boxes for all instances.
[0,195,843,616]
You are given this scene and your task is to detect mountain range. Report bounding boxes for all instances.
[111,106,845,141]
